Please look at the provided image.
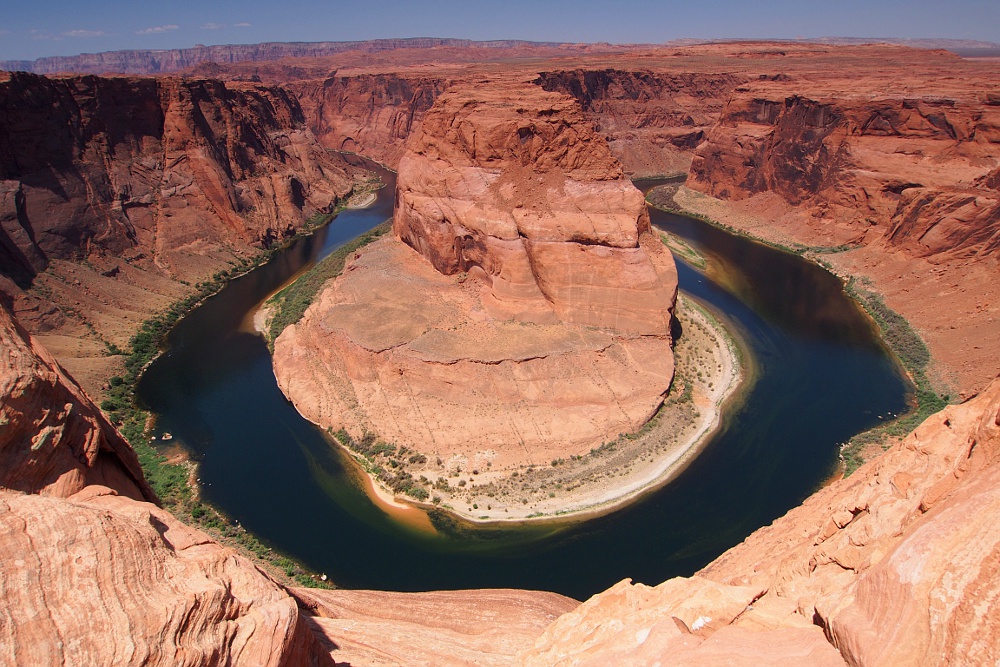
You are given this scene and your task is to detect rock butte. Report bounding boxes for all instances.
[272,81,678,467]
[1,40,1000,665]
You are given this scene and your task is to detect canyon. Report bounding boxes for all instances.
[1,40,999,665]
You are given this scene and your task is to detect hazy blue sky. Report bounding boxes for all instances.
[2,0,998,61]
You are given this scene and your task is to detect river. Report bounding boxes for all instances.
[137,163,909,601]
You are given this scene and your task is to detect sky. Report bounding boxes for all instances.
[1,0,998,62]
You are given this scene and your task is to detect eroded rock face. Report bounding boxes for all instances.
[0,486,332,667]
[296,587,577,667]
[0,303,154,502]
[536,69,740,178]
[273,81,677,466]
[688,81,1000,261]
[294,73,449,167]
[0,70,367,395]
[394,82,677,333]
[0,71,354,285]
[524,377,1000,666]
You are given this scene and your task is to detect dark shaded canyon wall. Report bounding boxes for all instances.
[0,71,355,289]
[535,69,741,177]
[290,73,450,167]
[688,90,1000,260]
[0,69,362,340]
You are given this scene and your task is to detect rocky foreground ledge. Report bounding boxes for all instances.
[521,376,1000,666]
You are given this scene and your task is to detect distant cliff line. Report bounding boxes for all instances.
[0,38,642,76]
[4,37,999,77]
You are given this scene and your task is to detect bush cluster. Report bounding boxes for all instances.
[332,429,431,501]
[840,279,949,475]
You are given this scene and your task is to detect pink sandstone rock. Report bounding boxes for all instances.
[295,587,577,666]
[0,486,332,666]
[0,303,154,502]
[272,81,677,469]
[523,378,1000,666]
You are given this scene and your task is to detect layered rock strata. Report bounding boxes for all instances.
[0,303,154,502]
[296,587,577,666]
[292,73,450,166]
[0,486,333,667]
[0,304,336,666]
[0,70,365,393]
[0,71,354,288]
[536,69,739,177]
[274,81,677,471]
[688,70,1000,261]
[523,377,1000,666]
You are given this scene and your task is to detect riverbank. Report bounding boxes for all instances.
[78,173,388,590]
[270,289,744,526]
[649,183,965,474]
[440,292,744,523]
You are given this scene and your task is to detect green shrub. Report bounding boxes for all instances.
[265,220,392,346]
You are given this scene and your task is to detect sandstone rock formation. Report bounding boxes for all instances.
[296,587,577,666]
[0,71,354,288]
[523,377,1000,666]
[0,69,368,393]
[0,303,154,502]
[273,81,677,470]
[687,56,1000,261]
[292,73,449,166]
[0,485,333,667]
[394,83,677,332]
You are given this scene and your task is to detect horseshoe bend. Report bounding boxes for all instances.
[2,36,1000,667]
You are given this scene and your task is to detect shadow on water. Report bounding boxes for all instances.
[137,169,909,600]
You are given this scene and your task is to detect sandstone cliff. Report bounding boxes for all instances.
[536,69,739,177]
[273,80,677,499]
[688,68,1000,261]
[523,377,1000,666]
[0,71,354,287]
[394,82,677,332]
[0,303,154,502]
[0,70,365,393]
[292,72,449,167]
